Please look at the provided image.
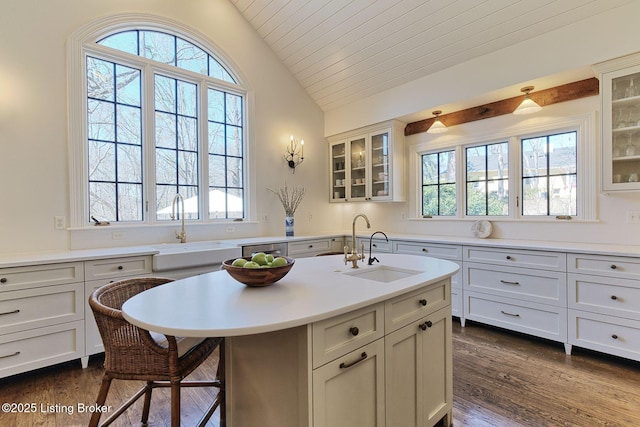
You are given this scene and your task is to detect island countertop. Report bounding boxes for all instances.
[122,254,459,337]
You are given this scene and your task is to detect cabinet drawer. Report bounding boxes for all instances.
[385,280,450,333]
[357,238,392,253]
[85,256,152,281]
[464,262,566,306]
[569,273,640,321]
[0,283,83,335]
[569,309,640,362]
[0,321,84,379]
[288,239,332,256]
[568,253,640,280]
[464,292,567,342]
[0,262,84,292]
[393,241,462,260]
[312,303,384,368]
[463,246,566,271]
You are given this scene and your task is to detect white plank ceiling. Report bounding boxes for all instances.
[231,0,630,112]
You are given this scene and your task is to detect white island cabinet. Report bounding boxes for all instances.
[122,254,458,427]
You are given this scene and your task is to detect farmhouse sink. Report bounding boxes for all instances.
[342,265,422,283]
[151,241,241,271]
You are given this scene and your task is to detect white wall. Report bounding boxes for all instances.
[0,0,333,255]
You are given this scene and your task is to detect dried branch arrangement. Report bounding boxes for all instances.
[269,185,305,216]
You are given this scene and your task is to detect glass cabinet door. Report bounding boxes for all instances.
[331,142,347,201]
[349,136,367,200]
[370,131,390,199]
[603,66,640,191]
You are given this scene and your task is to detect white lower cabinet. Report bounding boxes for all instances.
[313,339,386,427]
[288,237,345,258]
[227,279,453,427]
[567,253,640,361]
[0,262,85,378]
[386,306,452,427]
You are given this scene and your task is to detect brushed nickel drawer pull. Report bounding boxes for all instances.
[500,310,520,317]
[0,309,19,316]
[0,351,20,359]
[339,352,367,369]
[500,279,520,285]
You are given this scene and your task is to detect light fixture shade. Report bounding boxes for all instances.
[513,86,542,115]
[513,97,542,115]
[427,110,448,133]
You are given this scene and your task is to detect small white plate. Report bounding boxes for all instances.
[472,220,492,238]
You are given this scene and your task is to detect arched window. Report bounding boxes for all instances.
[69,17,247,226]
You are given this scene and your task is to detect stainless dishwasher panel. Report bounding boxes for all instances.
[242,242,288,257]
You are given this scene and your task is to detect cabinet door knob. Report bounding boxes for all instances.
[419,320,433,331]
[422,248,428,252]
[117,265,124,270]
[419,299,427,306]
[612,334,619,340]
[611,295,618,300]
[610,264,617,270]
[308,245,313,248]
[0,278,7,284]
[349,327,359,336]
[506,255,513,260]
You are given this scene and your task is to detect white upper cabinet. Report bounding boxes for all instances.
[329,120,405,202]
[595,53,640,191]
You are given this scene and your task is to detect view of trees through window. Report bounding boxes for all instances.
[466,142,509,216]
[87,29,243,223]
[422,150,456,216]
[521,131,577,216]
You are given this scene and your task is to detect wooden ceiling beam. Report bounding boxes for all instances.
[404,77,599,136]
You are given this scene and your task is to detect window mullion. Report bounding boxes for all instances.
[143,64,157,223]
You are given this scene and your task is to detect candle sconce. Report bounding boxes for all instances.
[285,135,304,173]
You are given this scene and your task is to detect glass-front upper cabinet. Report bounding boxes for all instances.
[327,120,405,202]
[595,54,640,191]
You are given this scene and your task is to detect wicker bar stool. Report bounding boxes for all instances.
[88,277,225,427]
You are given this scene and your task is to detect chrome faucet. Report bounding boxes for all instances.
[344,213,371,268]
[368,231,388,265]
[170,193,187,243]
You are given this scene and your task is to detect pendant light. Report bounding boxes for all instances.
[513,86,542,115]
[427,110,447,134]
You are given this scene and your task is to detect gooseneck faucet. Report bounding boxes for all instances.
[344,213,371,268]
[368,231,388,265]
[170,193,187,243]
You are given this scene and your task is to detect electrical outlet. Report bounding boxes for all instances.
[226,226,235,233]
[112,231,126,240]
[54,216,66,230]
[626,211,640,223]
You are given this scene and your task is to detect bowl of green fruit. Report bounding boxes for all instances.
[222,253,295,287]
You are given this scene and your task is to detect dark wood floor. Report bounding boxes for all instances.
[2,321,640,426]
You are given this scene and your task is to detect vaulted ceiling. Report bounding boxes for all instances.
[231,0,630,112]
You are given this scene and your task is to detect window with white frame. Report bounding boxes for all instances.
[74,23,246,226]
[415,113,595,221]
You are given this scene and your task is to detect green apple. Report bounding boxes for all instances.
[271,257,288,267]
[231,258,247,267]
[265,254,275,263]
[243,261,261,269]
[251,252,268,266]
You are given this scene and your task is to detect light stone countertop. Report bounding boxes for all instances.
[1,232,640,269]
[122,254,459,337]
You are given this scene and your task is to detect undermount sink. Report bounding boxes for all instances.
[343,265,422,283]
[151,241,241,271]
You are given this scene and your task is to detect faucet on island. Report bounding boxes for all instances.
[344,213,371,268]
[368,231,388,265]
[170,193,187,243]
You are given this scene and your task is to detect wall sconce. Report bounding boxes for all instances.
[513,86,542,115]
[285,135,304,173]
[427,110,447,134]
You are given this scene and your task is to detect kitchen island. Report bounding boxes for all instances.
[123,254,459,427]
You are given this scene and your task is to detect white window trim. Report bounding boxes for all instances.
[410,111,597,221]
[67,13,255,228]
